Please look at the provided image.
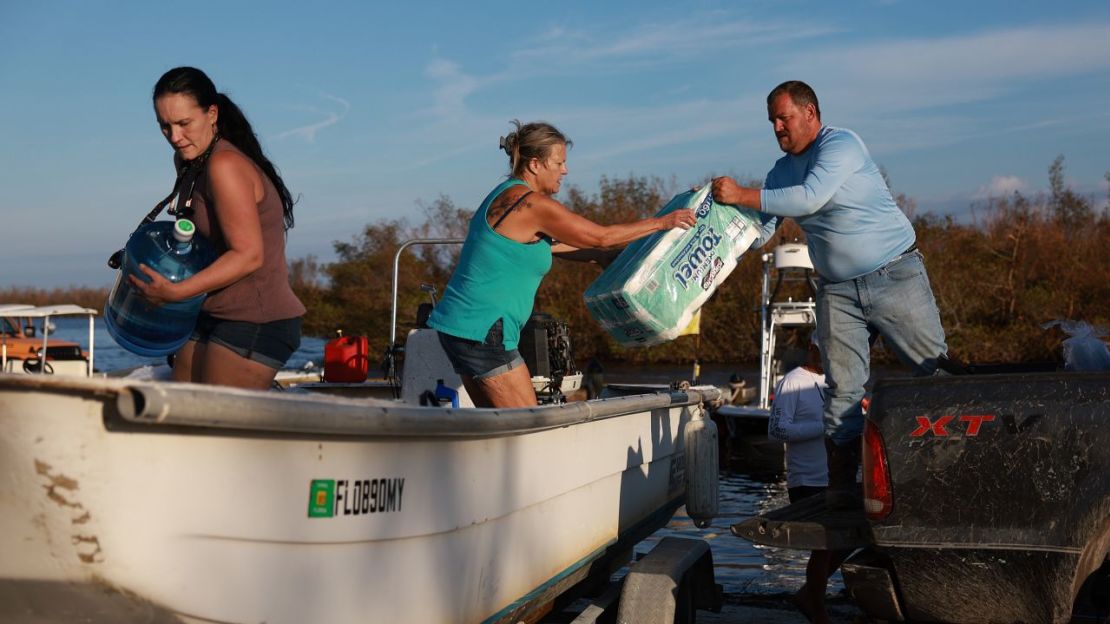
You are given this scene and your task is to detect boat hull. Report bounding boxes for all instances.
[0,374,714,624]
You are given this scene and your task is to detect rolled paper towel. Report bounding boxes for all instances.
[584,184,762,347]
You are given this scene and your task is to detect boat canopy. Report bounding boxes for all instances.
[0,304,35,315]
[1,304,97,377]
[11,304,98,318]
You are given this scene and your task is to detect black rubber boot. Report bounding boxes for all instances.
[825,437,862,510]
[935,354,970,376]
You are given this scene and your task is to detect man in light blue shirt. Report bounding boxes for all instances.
[712,80,948,509]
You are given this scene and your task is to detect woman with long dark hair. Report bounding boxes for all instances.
[132,66,304,389]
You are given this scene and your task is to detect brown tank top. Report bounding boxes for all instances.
[186,140,306,323]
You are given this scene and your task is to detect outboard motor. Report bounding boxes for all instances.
[518,312,581,403]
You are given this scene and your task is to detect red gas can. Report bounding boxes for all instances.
[323,332,369,383]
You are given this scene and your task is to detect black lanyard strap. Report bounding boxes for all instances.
[107,136,219,269]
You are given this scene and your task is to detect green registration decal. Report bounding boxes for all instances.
[308,479,336,518]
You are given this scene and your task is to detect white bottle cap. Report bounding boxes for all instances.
[173,219,196,243]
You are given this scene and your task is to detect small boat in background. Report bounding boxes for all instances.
[0,304,97,376]
[715,242,816,467]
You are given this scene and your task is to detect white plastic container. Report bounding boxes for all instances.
[773,242,813,270]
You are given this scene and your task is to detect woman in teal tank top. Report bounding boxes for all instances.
[428,120,696,408]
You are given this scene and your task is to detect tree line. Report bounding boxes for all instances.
[6,157,1108,366]
[289,156,1109,366]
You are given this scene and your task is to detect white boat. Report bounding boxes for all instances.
[0,372,719,623]
[1,239,722,623]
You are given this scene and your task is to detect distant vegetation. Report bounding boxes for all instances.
[6,157,1108,365]
[0,286,108,311]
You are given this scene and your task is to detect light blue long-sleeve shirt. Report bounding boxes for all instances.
[767,366,828,488]
[752,126,915,282]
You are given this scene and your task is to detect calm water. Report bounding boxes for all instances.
[647,470,842,597]
[46,315,820,596]
[47,315,326,374]
[599,364,838,597]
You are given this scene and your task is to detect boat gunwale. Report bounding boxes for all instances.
[0,373,720,439]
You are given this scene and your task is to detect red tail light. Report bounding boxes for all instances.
[863,419,893,520]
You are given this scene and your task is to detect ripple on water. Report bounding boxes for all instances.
[639,467,845,597]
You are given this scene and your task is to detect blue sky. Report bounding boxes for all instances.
[3,0,1110,288]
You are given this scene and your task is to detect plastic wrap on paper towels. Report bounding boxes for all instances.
[583,184,762,347]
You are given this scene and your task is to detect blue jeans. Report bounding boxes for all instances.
[816,250,947,444]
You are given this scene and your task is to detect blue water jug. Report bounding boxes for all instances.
[434,379,460,408]
[104,219,216,356]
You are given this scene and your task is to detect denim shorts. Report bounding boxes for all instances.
[436,319,525,379]
[190,313,302,370]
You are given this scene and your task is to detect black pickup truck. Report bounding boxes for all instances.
[733,369,1110,623]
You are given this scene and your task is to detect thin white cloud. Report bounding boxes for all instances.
[564,96,761,162]
[273,92,350,143]
[409,141,486,170]
[424,57,486,117]
[972,175,1029,200]
[536,25,570,42]
[1004,118,1068,133]
[661,84,694,98]
[856,110,1110,158]
[510,15,838,68]
[395,58,506,170]
[788,22,1110,112]
[407,12,828,162]
[405,15,1110,194]
[854,114,977,154]
[582,119,742,162]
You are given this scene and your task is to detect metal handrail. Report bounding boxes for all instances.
[389,238,464,349]
[757,242,816,410]
[112,379,722,437]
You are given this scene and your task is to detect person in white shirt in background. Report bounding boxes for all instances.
[768,333,850,624]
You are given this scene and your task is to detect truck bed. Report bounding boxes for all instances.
[730,367,1110,623]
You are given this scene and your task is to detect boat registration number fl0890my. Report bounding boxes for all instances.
[308,478,406,518]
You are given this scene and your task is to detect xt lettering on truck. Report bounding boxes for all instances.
[910,414,996,437]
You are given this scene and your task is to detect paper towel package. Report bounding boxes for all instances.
[584,184,764,347]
